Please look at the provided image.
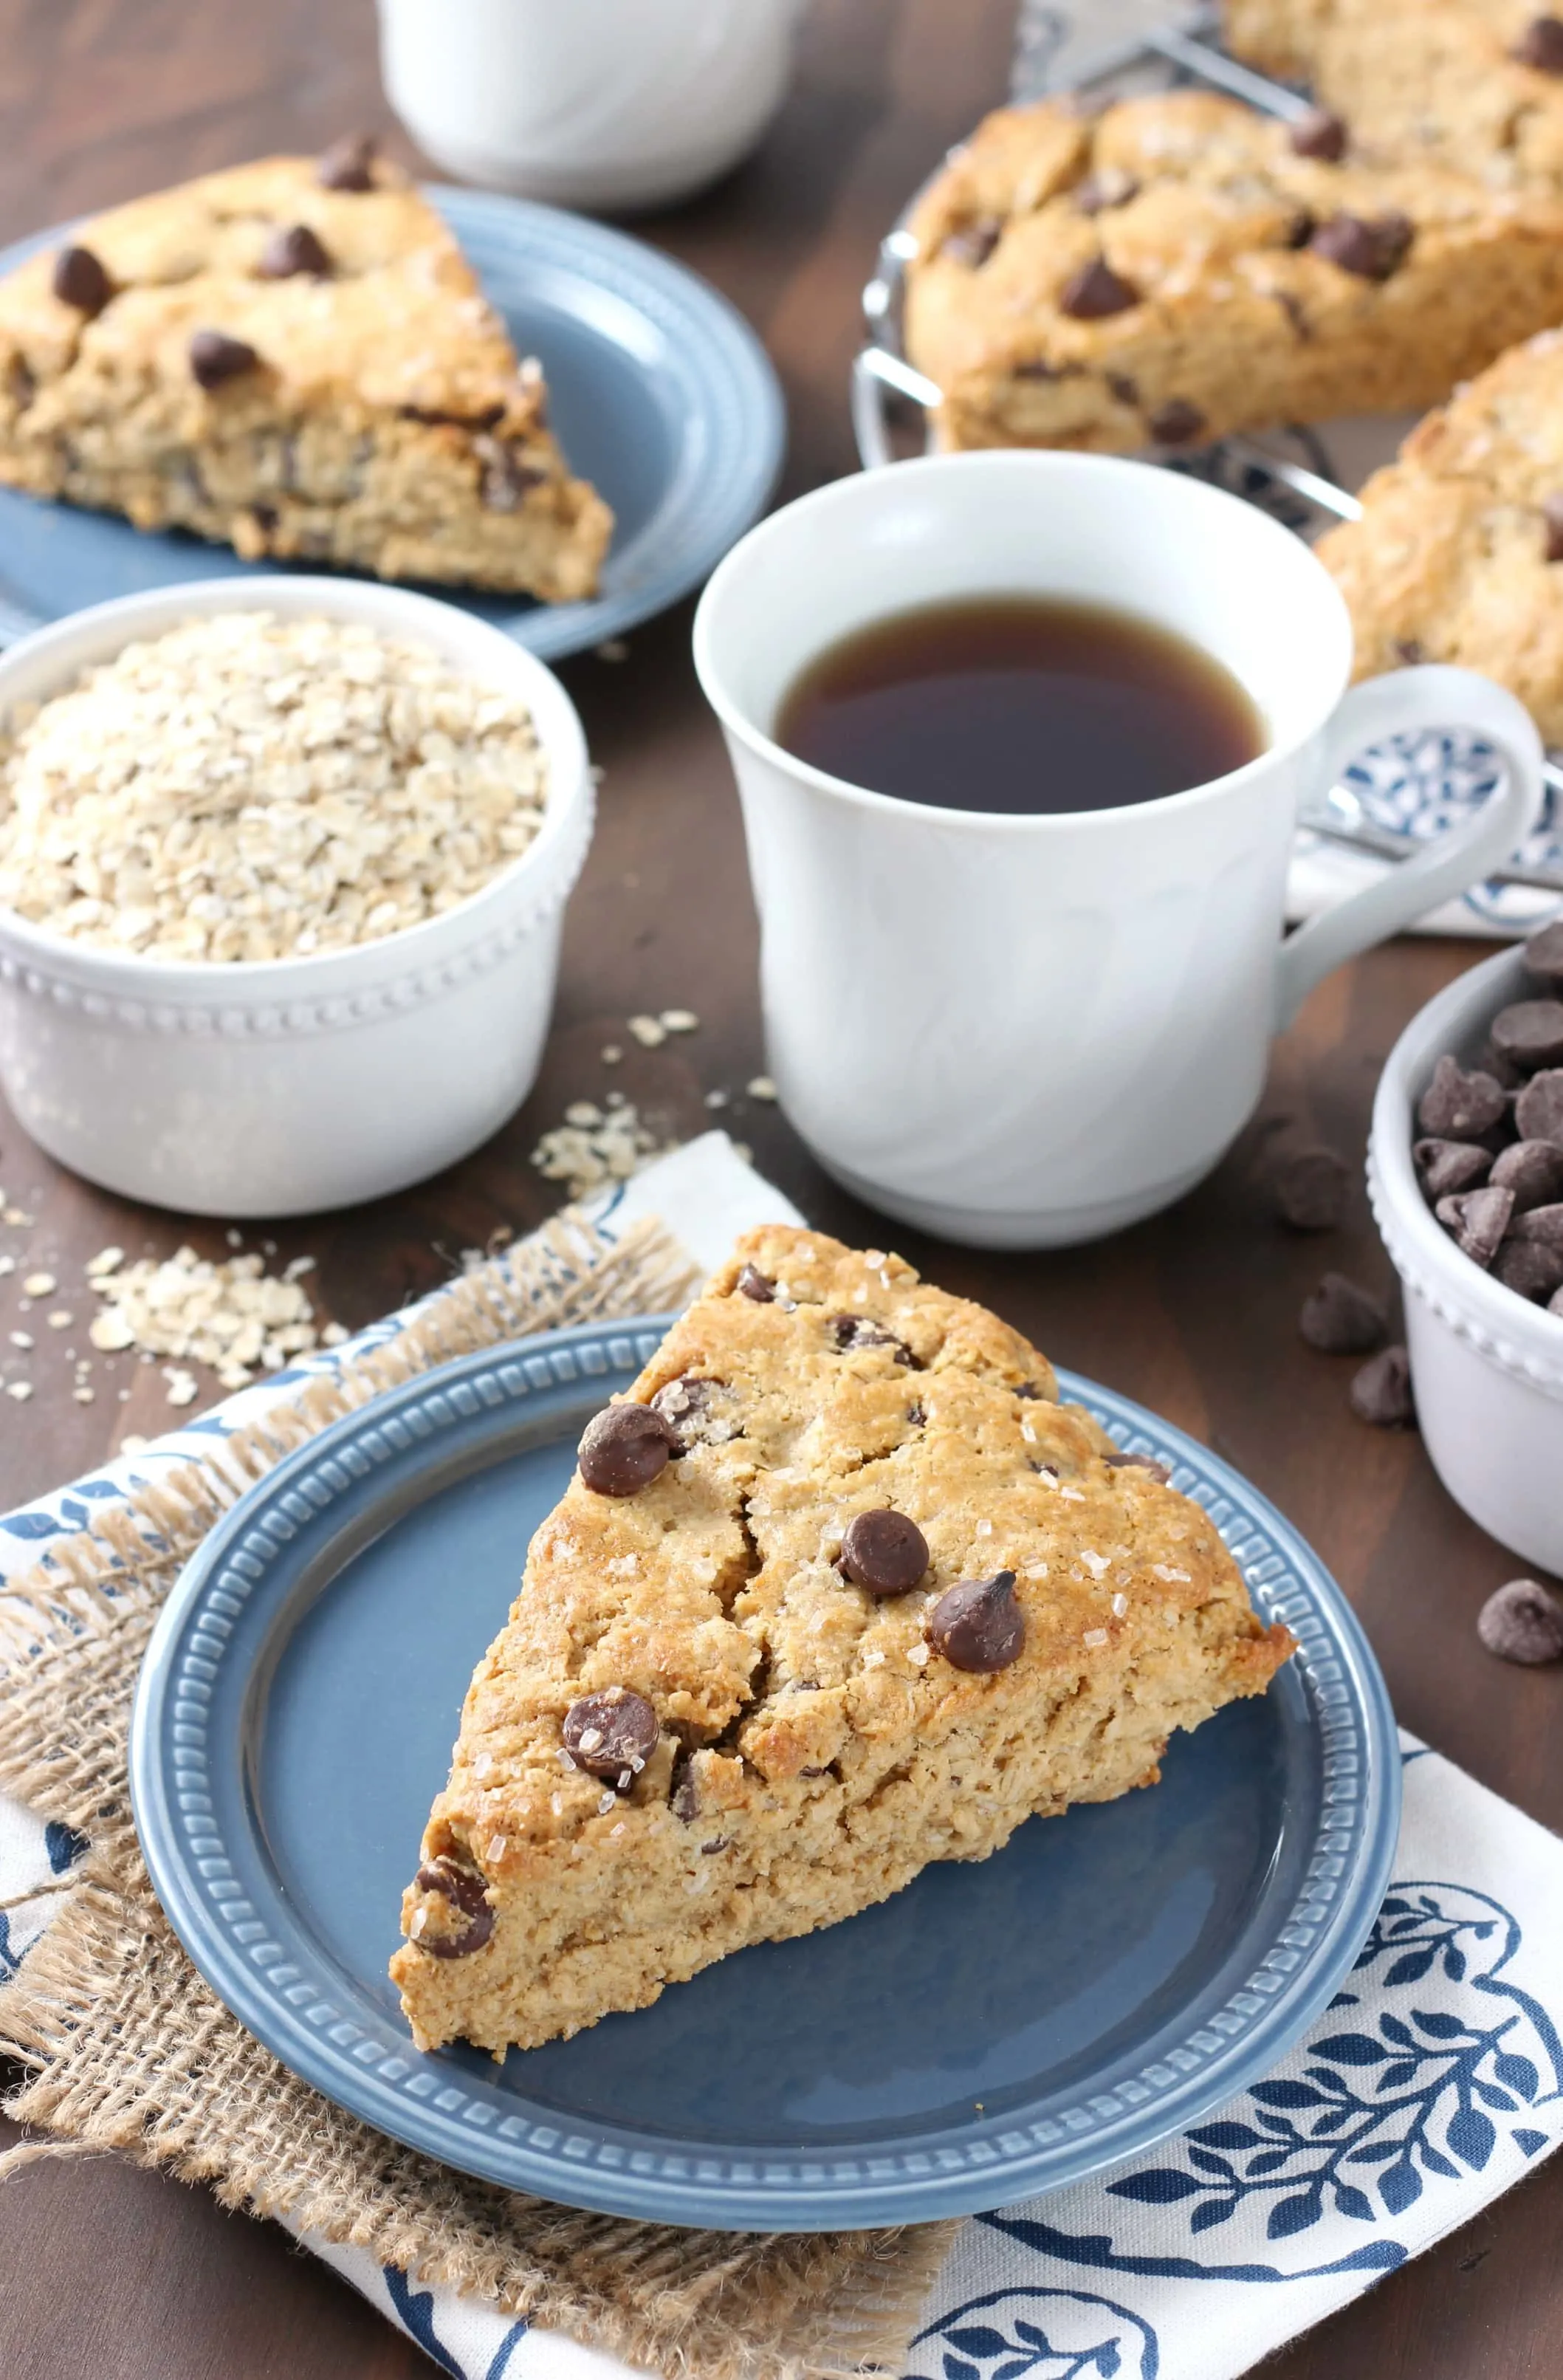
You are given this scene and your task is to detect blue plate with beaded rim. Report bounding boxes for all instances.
[129,1317,1399,2232]
[0,192,784,659]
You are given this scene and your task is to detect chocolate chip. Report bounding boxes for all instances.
[907,1400,927,1426]
[650,1374,732,1451]
[1310,210,1412,279]
[1288,106,1347,160]
[1394,638,1425,665]
[926,1571,1024,1672]
[1106,371,1140,405]
[1299,1272,1388,1353]
[669,1754,699,1821]
[735,1262,774,1302]
[1477,1577,1563,1663]
[942,215,1002,267]
[475,436,547,512]
[830,1313,916,1364]
[1074,169,1138,215]
[838,1508,929,1597]
[1350,1345,1415,1426]
[1435,1183,1514,1267]
[562,1687,659,1783]
[1281,209,1316,250]
[317,132,378,191]
[577,1401,676,1495]
[1511,1198,1563,1249]
[1514,1066,1563,1145]
[1514,14,1563,72]
[1414,1137,1492,1201]
[1418,1053,1508,1142]
[188,329,260,389]
[1149,398,1206,445]
[258,222,332,279]
[1059,257,1140,319]
[413,1857,493,1958]
[1268,1143,1351,1230]
[1492,999,1563,1071]
[1477,1038,1526,1091]
[51,244,112,317]
[401,401,507,430]
[1525,918,1563,984]
[1103,1448,1173,1486]
[1490,1139,1563,1212]
[1491,1237,1563,1301]
[1542,495,1563,563]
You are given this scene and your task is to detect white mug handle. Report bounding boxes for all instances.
[1274,665,1546,1029]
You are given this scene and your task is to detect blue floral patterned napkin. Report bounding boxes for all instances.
[2,1136,1560,2379]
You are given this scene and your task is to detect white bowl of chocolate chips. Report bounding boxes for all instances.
[1367,919,1563,1573]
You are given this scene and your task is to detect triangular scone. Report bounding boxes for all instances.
[0,145,611,600]
[392,1227,1294,2057]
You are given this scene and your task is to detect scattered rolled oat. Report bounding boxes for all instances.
[659,1009,699,1034]
[0,613,549,962]
[4,1380,32,1402]
[8,1329,33,1349]
[627,1014,667,1049]
[47,1310,72,1328]
[86,1243,332,1388]
[746,1074,777,1101]
[529,1099,676,1204]
[21,1272,55,1296]
[163,1367,199,1409]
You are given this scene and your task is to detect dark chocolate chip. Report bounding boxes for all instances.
[1059,256,1140,319]
[577,1401,676,1495]
[669,1755,699,1822]
[1103,1447,1173,1485]
[830,1313,916,1364]
[1490,1138,1563,1212]
[51,244,112,317]
[1288,106,1347,160]
[838,1508,929,1597]
[1149,398,1206,445]
[1074,169,1139,215]
[1511,1198,1563,1249]
[1269,1143,1351,1230]
[258,222,332,280]
[562,1687,659,1784]
[1435,1182,1514,1267]
[1394,637,1425,665]
[1525,917,1563,983]
[907,1400,927,1425]
[400,401,508,429]
[188,329,260,389]
[1514,14,1563,72]
[1477,1577,1563,1663]
[317,132,378,191]
[1299,1272,1389,1353]
[413,1856,493,1958]
[1310,210,1412,279]
[650,1374,732,1451]
[1418,1053,1508,1142]
[475,435,547,512]
[1543,495,1563,563]
[1492,998,1563,1071]
[1491,1236,1563,1301]
[1281,208,1316,250]
[1107,370,1140,405]
[1477,1037,1526,1090]
[1514,1066,1563,1145]
[1414,1137,1492,1201]
[1350,1345,1415,1427]
[941,215,1002,267]
[926,1571,1024,1673]
[735,1262,774,1302]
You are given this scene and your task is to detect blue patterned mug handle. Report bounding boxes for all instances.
[1274,666,1546,1029]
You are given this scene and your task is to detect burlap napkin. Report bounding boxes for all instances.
[0,1202,955,2380]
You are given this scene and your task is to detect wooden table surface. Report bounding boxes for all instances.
[1,1,1559,2373]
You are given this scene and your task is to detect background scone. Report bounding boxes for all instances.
[0,143,611,599]
[1316,327,1563,744]
[903,90,1563,454]
[393,1225,1294,2057]
[1224,0,1563,194]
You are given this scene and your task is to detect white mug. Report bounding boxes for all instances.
[377,0,805,214]
[693,451,1545,1249]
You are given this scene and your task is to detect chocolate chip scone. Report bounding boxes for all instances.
[0,139,611,599]
[391,1225,1294,2057]
[1224,1,1563,194]
[1315,327,1563,743]
[902,90,1563,454]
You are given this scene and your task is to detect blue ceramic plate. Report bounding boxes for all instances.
[130,1320,1399,2231]
[0,193,783,660]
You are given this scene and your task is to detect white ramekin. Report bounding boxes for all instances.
[1367,944,1563,1573]
[0,577,593,1217]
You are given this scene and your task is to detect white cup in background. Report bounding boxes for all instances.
[377,0,805,215]
[694,451,1545,1251]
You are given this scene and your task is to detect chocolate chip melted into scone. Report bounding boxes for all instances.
[0,144,611,599]
[392,1226,1294,2057]
[902,89,1563,455]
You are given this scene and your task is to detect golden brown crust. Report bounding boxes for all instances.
[903,90,1563,453]
[392,1226,1294,2056]
[0,156,612,599]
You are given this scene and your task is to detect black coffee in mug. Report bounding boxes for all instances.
[773,594,1265,815]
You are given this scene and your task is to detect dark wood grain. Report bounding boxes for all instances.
[1,0,1559,2372]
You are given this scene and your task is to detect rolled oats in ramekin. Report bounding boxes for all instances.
[0,611,549,962]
